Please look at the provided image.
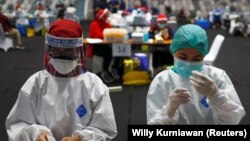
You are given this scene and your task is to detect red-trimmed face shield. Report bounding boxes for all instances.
[44,34,86,77]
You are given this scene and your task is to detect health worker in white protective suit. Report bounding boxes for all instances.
[147,24,245,124]
[6,19,117,141]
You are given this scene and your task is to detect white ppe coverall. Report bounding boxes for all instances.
[6,70,117,141]
[147,65,245,124]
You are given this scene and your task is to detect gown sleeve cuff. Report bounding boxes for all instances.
[22,124,55,141]
[160,104,179,124]
[208,90,228,107]
[73,130,95,141]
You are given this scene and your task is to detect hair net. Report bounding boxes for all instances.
[170,24,208,56]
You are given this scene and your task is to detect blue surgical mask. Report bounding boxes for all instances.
[158,23,167,29]
[173,57,203,78]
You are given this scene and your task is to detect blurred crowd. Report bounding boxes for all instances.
[1,0,250,82]
[92,0,250,35]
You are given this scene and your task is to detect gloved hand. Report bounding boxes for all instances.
[190,71,219,99]
[167,88,191,117]
[36,132,49,141]
[60,135,81,141]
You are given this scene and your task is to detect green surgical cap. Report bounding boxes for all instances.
[170,24,208,56]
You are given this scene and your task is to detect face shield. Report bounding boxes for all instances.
[44,34,86,77]
[97,9,110,23]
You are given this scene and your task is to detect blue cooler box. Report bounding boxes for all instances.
[28,18,36,28]
[16,25,26,37]
[195,19,211,29]
[134,53,149,70]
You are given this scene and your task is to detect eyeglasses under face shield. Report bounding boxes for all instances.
[48,47,80,60]
[45,34,83,60]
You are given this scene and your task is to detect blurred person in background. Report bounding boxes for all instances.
[108,0,120,14]
[149,14,173,76]
[64,3,80,22]
[12,2,25,18]
[55,2,66,20]
[88,8,118,84]
[149,14,173,40]
[34,2,47,18]
[211,6,224,29]
[6,19,117,141]
[0,5,25,49]
[89,8,111,43]
[147,24,245,124]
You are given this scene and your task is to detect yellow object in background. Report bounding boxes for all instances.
[26,28,35,37]
[123,71,151,85]
[41,27,48,36]
[141,45,149,51]
[123,58,141,73]
[124,59,134,73]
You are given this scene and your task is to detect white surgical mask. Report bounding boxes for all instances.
[49,58,79,74]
